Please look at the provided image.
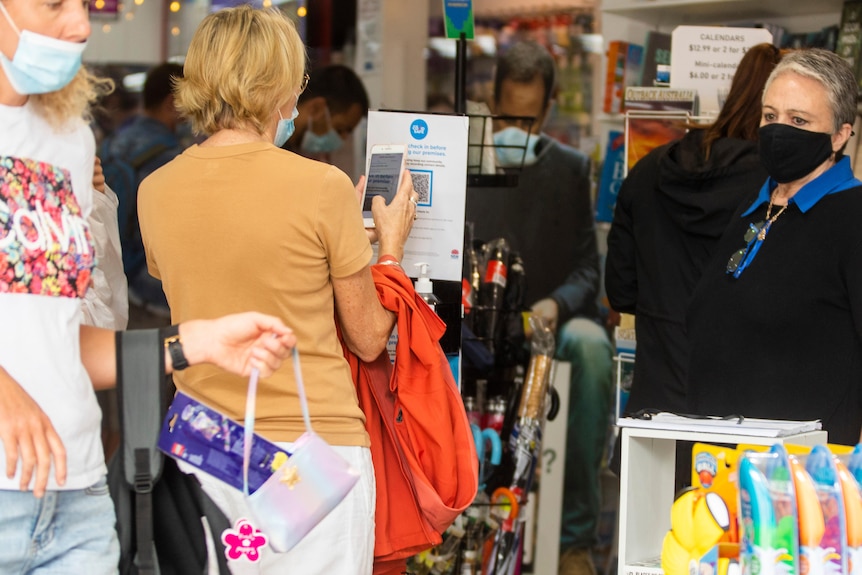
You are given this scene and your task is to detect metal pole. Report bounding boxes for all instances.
[455,31,467,114]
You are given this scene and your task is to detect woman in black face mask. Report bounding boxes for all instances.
[606,43,781,419]
[686,48,862,447]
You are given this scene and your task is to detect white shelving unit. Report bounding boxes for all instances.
[616,425,828,575]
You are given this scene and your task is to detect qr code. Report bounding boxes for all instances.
[410,170,432,205]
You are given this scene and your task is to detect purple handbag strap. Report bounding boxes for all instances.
[242,347,312,496]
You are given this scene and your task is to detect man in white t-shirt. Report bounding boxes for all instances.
[0,2,296,572]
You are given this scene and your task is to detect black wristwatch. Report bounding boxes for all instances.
[162,324,189,371]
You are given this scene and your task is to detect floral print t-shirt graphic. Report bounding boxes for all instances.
[0,156,94,298]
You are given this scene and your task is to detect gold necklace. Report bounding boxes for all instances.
[757,194,788,241]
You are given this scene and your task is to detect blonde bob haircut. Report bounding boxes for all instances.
[175,5,306,136]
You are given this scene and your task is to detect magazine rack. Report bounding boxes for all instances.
[623,110,691,177]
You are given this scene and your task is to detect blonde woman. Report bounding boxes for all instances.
[138,6,417,574]
[0,1,296,572]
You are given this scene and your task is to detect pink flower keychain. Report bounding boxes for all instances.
[221,518,268,562]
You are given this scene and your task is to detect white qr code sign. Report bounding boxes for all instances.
[366,110,468,281]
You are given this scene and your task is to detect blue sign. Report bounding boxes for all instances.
[442,0,474,40]
[410,119,429,140]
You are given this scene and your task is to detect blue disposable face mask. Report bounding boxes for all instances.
[493,126,540,167]
[0,1,87,95]
[274,106,299,148]
[300,106,343,154]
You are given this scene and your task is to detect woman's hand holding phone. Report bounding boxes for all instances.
[370,169,417,261]
[362,143,406,228]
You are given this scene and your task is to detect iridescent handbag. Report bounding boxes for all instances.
[242,348,360,553]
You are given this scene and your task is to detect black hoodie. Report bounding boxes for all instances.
[605,129,767,414]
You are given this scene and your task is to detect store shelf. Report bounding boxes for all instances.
[597,113,625,125]
[616,425,827,575]
[602,0,845,28]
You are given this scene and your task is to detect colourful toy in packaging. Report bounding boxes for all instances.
[693,443,740,544]
[662,486,731,575]
[741,442,862,574]
[803,444,847,574]
[848,445,862,486]
[787,453,826,575]
[834,456,862,574]
[738,446,798,575]
[157,392,287,493]
[846,444,862,573]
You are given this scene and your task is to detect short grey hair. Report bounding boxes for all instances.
[763,48,857,133]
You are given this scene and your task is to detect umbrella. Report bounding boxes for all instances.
[485,317,555,575]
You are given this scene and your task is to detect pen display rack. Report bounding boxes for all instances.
[616,422,827,575]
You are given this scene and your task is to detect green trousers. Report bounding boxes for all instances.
[557,317,614,550]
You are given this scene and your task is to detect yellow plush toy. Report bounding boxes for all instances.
[662,487,731,575]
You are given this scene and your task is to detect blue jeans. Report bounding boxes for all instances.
[557,317,613,550]
[0,477,120,574]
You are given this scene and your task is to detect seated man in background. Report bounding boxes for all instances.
[282,64,369,160]
[465,40,613,575]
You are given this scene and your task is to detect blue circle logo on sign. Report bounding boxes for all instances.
[410,119,429,140]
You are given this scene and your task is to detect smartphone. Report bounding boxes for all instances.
[362,143,406,227]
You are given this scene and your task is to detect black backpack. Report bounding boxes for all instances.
[108,330,230,575]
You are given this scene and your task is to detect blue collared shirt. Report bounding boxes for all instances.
[741,156,861,217]
[730,157,861,278]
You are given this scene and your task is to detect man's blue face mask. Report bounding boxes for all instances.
[300,106,343,154]
[0,1,87,95]
[493,127,539,168]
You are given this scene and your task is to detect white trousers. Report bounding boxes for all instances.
[181,444,376,575]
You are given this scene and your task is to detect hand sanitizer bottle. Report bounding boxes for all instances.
[414,262,442,313]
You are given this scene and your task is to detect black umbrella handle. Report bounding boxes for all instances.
[546,386,560,422]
